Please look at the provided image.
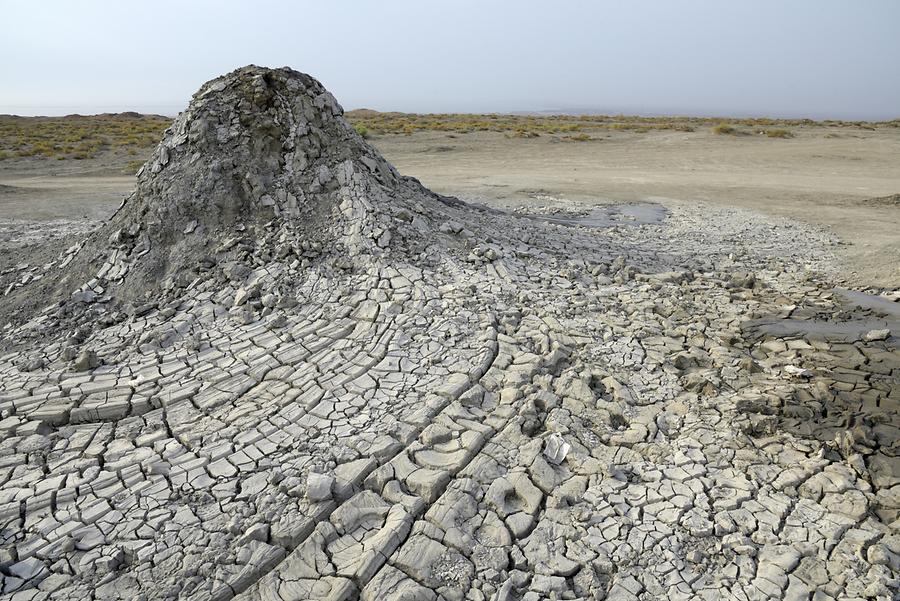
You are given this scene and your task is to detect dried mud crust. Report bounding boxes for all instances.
[0,220,99,329]
[0,66,897,601]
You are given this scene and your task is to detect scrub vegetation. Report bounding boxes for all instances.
[1,111,896,165]
[0,113,170,161]
[345,110,898,138]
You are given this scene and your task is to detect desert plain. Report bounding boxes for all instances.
[1,113,899,287]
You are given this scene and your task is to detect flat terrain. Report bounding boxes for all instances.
[375,127,900,289]
[1,115,898,287]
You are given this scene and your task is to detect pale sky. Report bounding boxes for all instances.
[2,0,898,119]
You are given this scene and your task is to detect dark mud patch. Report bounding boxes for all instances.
[526,202,668,229]
[744,288,898,346]
[739,288,900,495]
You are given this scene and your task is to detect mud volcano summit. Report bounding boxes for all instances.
[0,66,897,601]
[0,65,444,331]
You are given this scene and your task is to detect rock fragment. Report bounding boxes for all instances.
[542,433,571,465]
[306,472,334,502]
[72,349,99,371]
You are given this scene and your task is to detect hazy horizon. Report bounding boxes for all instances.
[2,0,899,121]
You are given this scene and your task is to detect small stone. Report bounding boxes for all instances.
[686,549,705,563]
[863,328,890,342]
[439,221,463,234]
[543,434,571,465]
[71,289,96,303]
[19,357,45,372]
[783,365,813,378]
[240,523,270,544]
[72,349,100,372]
[261,293,278,308]
[96,548,125,572]
[234,286,255,307]
[306,472,334,502]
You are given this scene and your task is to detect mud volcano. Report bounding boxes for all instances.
[0,67,897,601]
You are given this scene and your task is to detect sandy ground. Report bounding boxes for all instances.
[1,126,898,286]
[375,128,900,288]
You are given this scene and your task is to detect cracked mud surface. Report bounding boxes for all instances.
[0,67,898,601]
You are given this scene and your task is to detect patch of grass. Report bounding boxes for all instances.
[346,109,884,138]
[507,129,539,139]
[712,123,736,135]
[344,110,894,138]
[352,123,370,139]
[0,113,170,161]
[765,128,793,138]
[2,110,890,165]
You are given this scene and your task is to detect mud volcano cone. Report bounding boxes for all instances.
[6,66,445,335]
[81,65,411,296]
